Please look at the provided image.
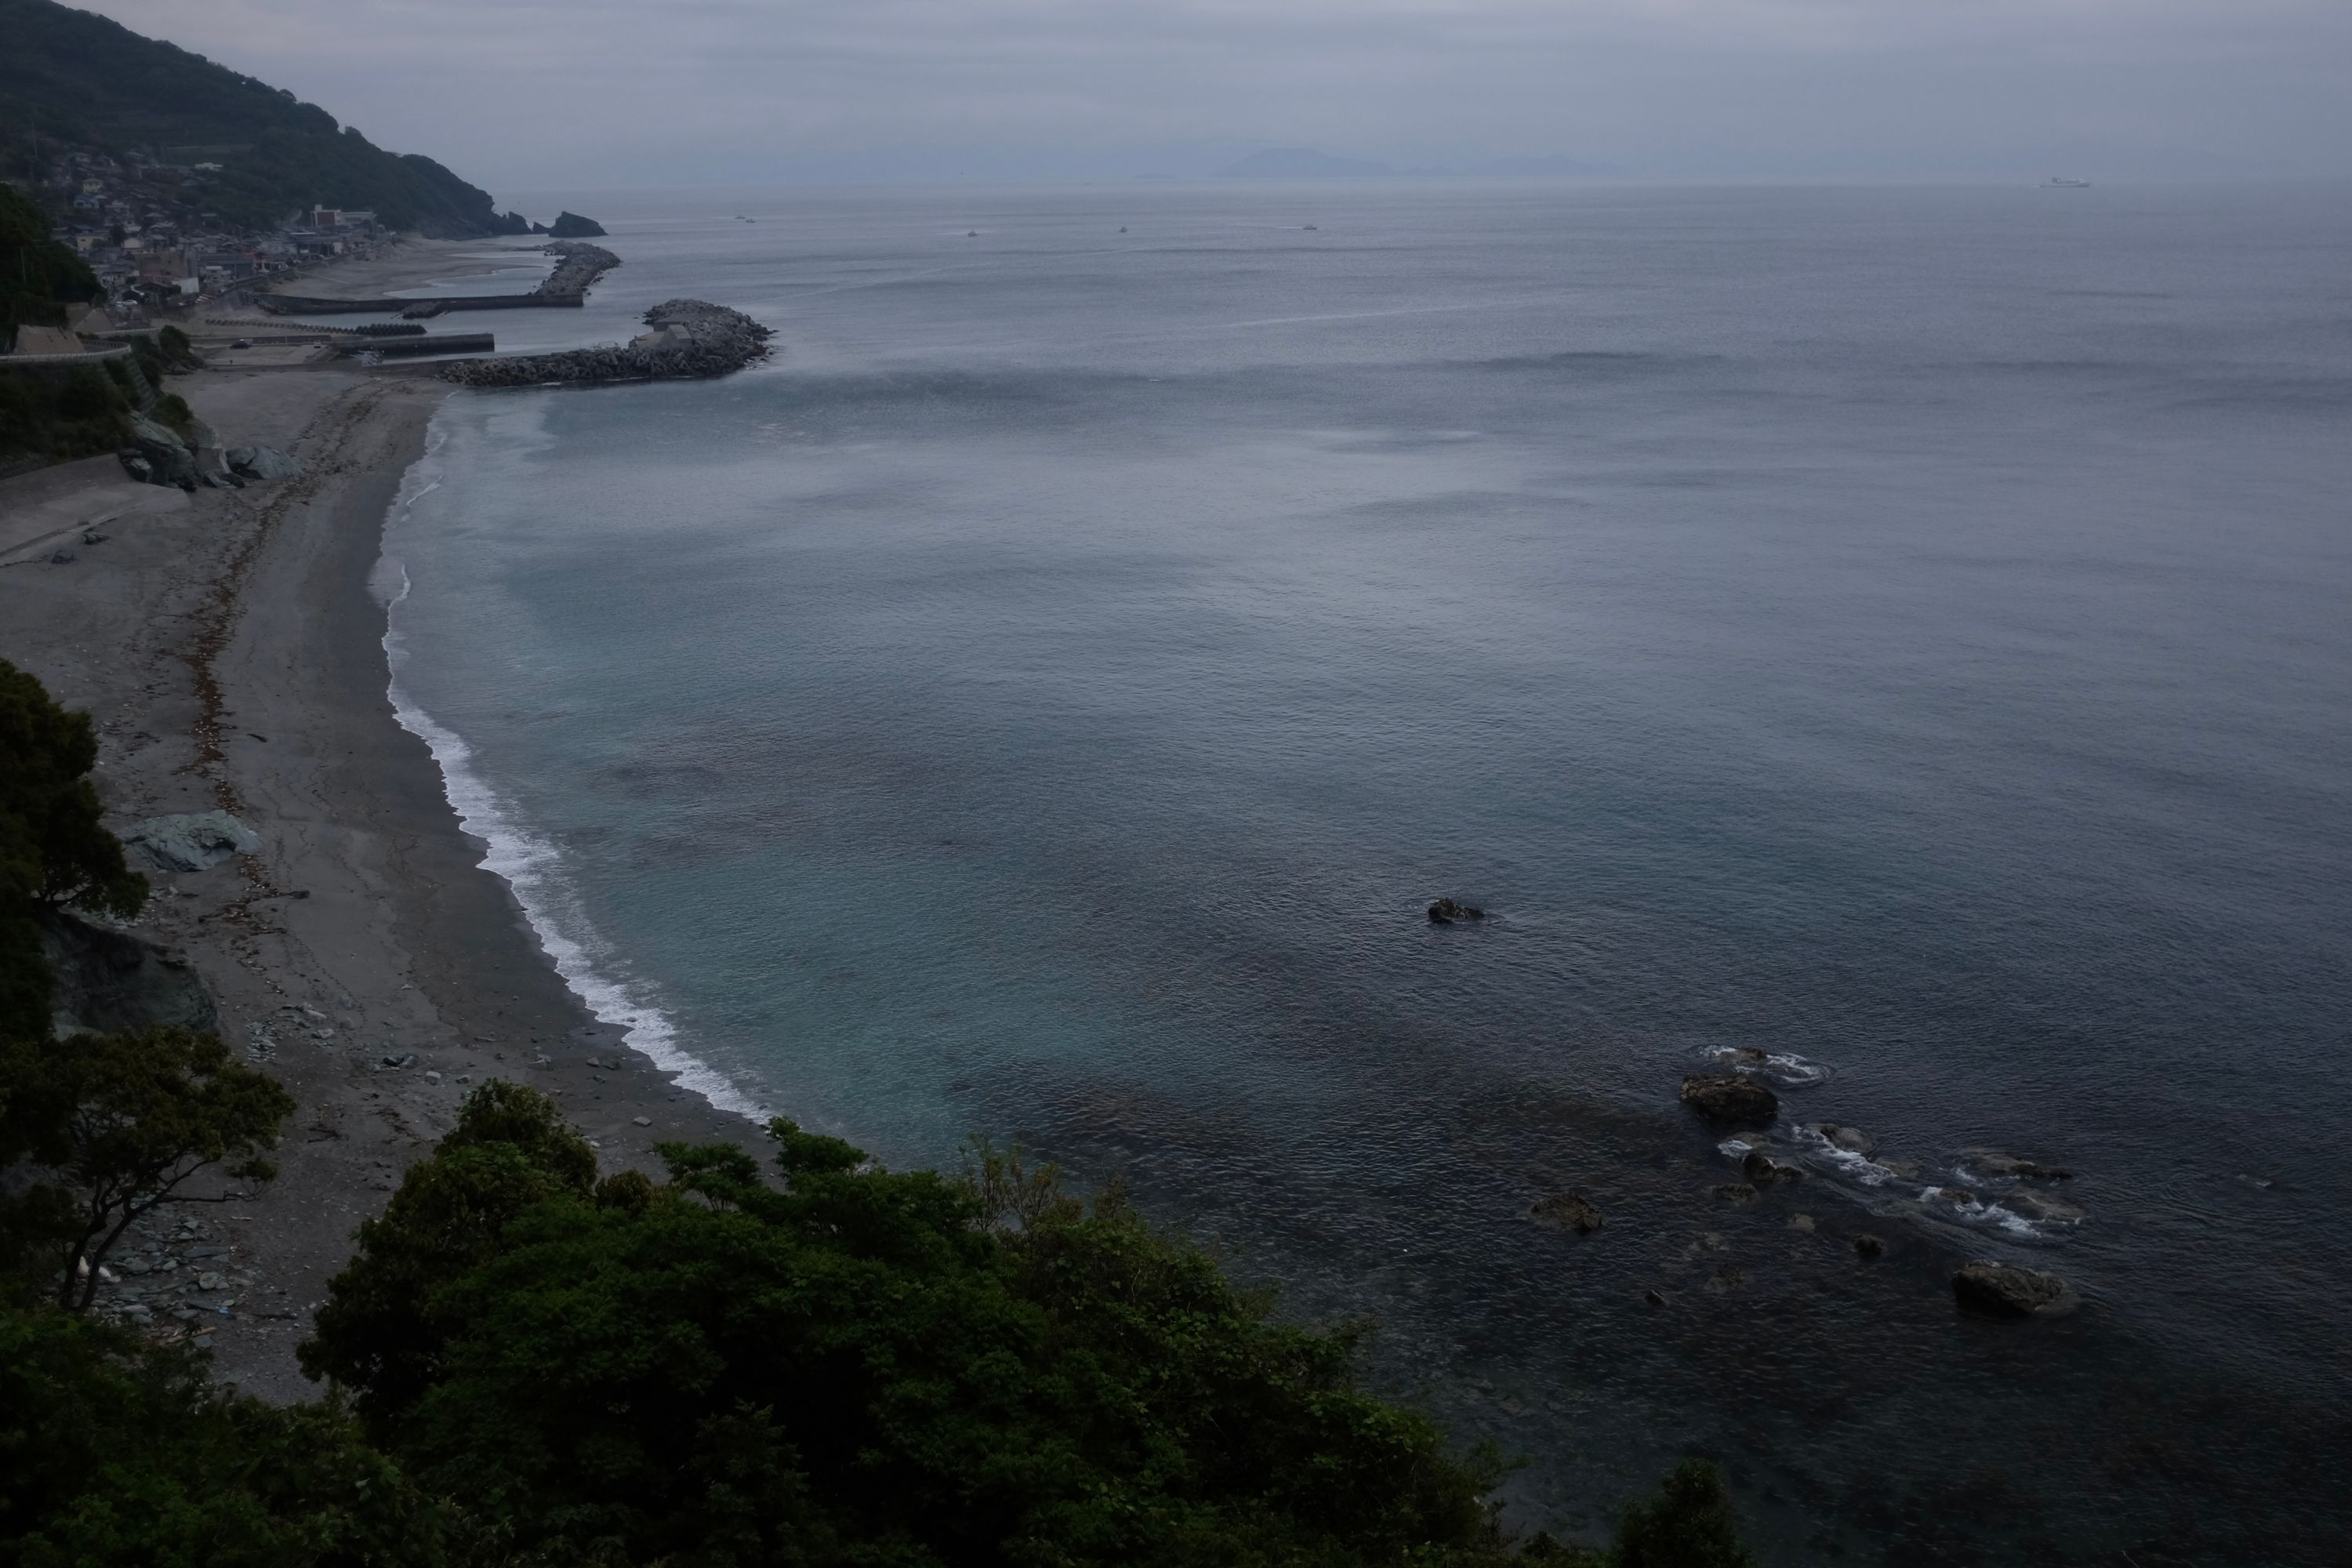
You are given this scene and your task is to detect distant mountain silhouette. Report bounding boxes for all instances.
[1214,148,1394,179]
[0,0,523,234]
[1468,155,1620,177]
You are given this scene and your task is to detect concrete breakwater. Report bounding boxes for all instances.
[438,299,772,388]
[260,240,623,317]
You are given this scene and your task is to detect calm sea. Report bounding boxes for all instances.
[379,183,2352,1564]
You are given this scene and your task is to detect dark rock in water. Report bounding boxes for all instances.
[49,548,76,564]
[39,911,216,1037]
[1530,1191,1605,1234]
[1953,1260,2079,1318]
[1999,1189,2087,1225]
[548,210,608,238]
[1853,1232,1885,1259]
[1961,1148,2074,1181]
[529,221,550,235]
[1741,1149,1804,1186]
[1712,1182,1758,1203]
[1426,897,1485,924]
[1643,1287,1668,1307]
[1875,1156,1922,1179]
[1680,1073,1780,1126]
[1815,1122,1875,1155]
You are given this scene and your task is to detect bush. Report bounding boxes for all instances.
[152,393,195,437]
[0,1305,456,1566]
[50,365,122,422]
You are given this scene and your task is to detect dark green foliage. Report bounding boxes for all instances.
[0,183,97,344]
[151,390,194,436]
[0,367,133,461]
[0,1303,455,1565]
[0,659,147,1041]
[299,1080,598,1425]
[0,659,147,920]
[0,0,517,235]
[0,1025,293,1307]
[52,362,119,419]
[306,1086,1515,1566]
[155,322,201,369]
[1611,1462,1756,1568]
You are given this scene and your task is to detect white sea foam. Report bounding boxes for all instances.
[374,419,766,1121]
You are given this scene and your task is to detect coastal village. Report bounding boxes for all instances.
[16,145,397,317]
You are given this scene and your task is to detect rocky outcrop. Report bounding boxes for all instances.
[1680,1073,1779,1127]
[441,299,773,389]
[1960,1149,2074,1181]
[122,811,261,873]
[548,211,608,238]
[1952,1260,2079,1318]
[1530,1191,1605,1234]
[122,411,199,489]
[535,241,619,299]
[39,910,217,1037]
[1741,1148,1804,1186]
[225,445,298,481]
[1853,1233,1885,1258]
[1814,1123,1875,1155]
[1998,1189,2087,1225]
[1426,897,1484,924]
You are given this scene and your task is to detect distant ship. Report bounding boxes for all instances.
[2045,176,2091,187]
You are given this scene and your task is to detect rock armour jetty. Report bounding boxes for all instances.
[438,299,774,388]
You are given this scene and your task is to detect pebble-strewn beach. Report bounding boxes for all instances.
[0,242,759,1399]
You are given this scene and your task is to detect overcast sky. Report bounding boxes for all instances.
[77,0,2352,187]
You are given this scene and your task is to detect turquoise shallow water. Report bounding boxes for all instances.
[383,183,2352,1563]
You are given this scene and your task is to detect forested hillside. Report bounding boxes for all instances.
[0,0,523,235]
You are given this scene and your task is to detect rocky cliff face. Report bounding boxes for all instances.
[440,299,773,389]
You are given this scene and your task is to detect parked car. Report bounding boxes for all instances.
[231,338,253,349]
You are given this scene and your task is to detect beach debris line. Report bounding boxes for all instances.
[439,299,775,388]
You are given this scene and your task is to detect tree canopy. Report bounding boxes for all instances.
[0,659,147,1047]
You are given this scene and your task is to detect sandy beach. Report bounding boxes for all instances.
[0,355,753,1399]
[257,234,557,303]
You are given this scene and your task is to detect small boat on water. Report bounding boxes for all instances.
[1302,223,1319,231]
[2045,176,2090,187]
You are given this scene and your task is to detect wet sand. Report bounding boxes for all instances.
[260,235,555,303]
[0,360,755,1400]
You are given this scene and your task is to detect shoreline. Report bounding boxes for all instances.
[0,359,757,1401]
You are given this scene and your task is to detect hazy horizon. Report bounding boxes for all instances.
[63,0,2352,193]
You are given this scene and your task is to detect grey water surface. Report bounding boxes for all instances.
[383,182,2352,1565]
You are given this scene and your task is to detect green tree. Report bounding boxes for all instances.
[0,1303,455,1566]
[0,1025,292,1309]
[1610,1461,1756,1568]
[0,659,147,1044]
[299,1079,597,1425]
[305,1086,1518,1567]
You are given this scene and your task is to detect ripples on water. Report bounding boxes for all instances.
[384,183,2352,1563]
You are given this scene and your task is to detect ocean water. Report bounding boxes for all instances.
[379,183,2352,1563]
